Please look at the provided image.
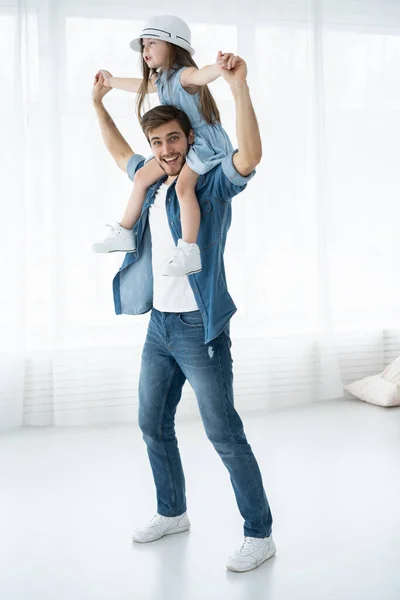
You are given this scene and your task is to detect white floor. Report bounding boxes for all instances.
[1,398,400,600]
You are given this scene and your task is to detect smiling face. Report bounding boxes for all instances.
[141,38,169,70]
[148,120,195,180]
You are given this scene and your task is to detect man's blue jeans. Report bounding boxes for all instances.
[138,308,273,538]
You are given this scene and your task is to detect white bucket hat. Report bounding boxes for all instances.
[130,15,195,56]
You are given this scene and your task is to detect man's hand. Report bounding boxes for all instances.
[92,72,112,105]
[216,51,248,86]
[96,69,113,88]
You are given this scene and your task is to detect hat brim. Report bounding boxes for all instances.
[129,38,142,53]
[129,35,195,56]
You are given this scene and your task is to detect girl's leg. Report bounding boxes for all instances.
[175,164,200,243]
[162,164,202,276]
[121,158,165,229]
[92,158,164,254]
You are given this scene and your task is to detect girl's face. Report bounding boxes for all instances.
[142,38,169,69]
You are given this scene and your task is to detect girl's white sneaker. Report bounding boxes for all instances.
[92,222,136,253]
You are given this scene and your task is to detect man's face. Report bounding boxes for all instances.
[148,121,194,177]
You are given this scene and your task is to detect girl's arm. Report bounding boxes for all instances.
[110,77,158,94]
[180,52,235,93]
[96,70,157,94]
[110,77,143,93]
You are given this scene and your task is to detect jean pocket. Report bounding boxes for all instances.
[178,311,204,328]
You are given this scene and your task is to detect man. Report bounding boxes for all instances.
[92,54,275,573]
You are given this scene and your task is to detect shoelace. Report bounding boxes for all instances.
[102,222,124,243]
[104,223,117,238]
[238,537,264,554]
[167,247,184,266]
[147,514,163,526]
[181,243,195,256]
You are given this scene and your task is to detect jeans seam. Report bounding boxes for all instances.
[214,336,269,537]
[215,333,236,444]
[244,454,268,535]
[157,361,180,515]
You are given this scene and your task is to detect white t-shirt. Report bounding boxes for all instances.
[148,183,198,313]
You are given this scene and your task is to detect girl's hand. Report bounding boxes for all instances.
[216,51,235,71]
[95,69,113,88]
[216,52,247,85]
[92,73,113,104]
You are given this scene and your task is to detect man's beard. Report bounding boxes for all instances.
[156,142,190,176]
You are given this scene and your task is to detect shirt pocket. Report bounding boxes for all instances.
[197,199,220,251]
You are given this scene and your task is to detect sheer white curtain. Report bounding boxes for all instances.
[2,0,400,428]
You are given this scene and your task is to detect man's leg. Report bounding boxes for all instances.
[138,309,187,517]
[168,311,273,539]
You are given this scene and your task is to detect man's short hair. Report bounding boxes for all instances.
[140,105,192,142]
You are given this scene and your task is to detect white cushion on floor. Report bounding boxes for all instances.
[344,371,400,407]
[381,355,400,383]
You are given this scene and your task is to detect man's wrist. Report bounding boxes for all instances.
[92,99,105,109]
[230,79,250,97]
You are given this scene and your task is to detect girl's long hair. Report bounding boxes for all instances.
[136,42,221,126]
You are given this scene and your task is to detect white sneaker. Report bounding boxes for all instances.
[132,512,191,543]
[162,239,201,277]
[226,535,276,573]
[92,222,136,253]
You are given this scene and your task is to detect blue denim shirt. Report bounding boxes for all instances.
[112,150,255,344]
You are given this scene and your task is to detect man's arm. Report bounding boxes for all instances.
[218,55,262,176]
[231,80,262,176]
[92,73,134,172]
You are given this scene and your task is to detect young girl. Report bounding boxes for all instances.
[93,15,234,277]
